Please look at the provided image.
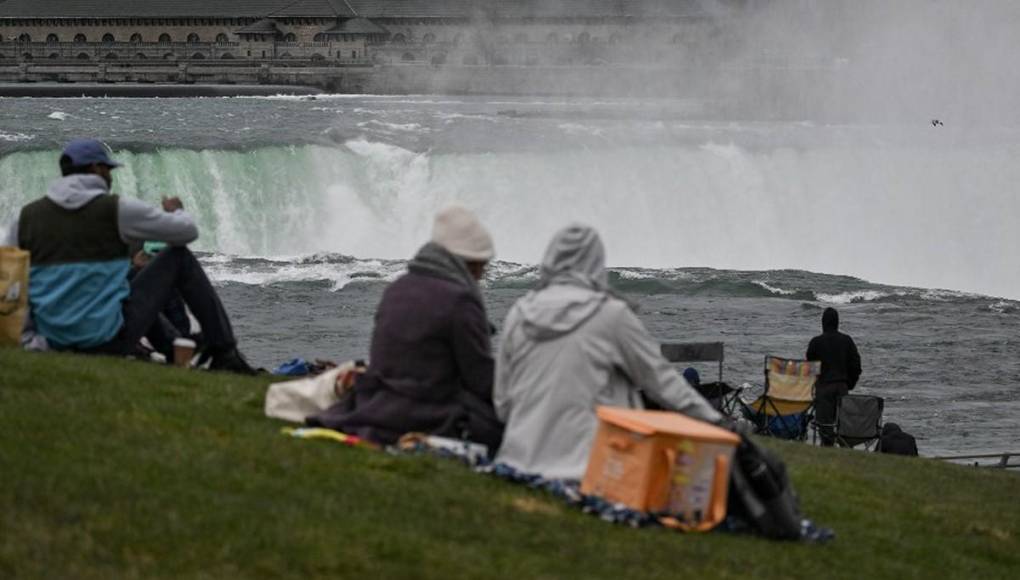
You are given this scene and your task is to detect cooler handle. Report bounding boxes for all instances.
[608,435,634,451]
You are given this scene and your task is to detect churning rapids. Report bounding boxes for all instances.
[1,95,1018,456]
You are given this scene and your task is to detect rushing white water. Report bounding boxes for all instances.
[2,132,1019,299]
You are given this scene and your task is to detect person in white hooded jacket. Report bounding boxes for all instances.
[493,224,722,480]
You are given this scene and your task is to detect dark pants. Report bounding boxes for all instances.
[814,381,849,447]
[144,313,189,361]
[96,247,235,358]
[128,265,193,359]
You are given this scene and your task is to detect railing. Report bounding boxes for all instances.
[933,452,1020,469]
[3,41,241,48]
[274,42,333,48]
[3,58,374,67]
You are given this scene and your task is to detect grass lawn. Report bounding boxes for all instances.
[1,349,1018,579]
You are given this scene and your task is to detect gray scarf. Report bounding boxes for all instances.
[407,242,484,304]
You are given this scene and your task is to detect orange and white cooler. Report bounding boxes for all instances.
[581,407,740,531]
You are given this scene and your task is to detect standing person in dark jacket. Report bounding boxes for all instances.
[806,307,862,447]
[308,206,504,452]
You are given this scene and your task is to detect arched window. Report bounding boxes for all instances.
[216,33,229,44]
[187,33,200,44]
[546,32,559,44]
[278,52,292,59]
[671,33,684,45]
[422,33,435,44]
[130,33,143,44]
[159,34,172,44]
[492,53,509,65]
[514,33,528,44]
[135,53,147,60]
[163,53,176,60]
[462,54,479,65]
[577,32,590,45]
[17,33,31,43]
[220,52,234,59]
[452,32,462,46]
[191,53,205,60]
[391,33,406,44]
[49,53,60,59]
[283,33,296,42]
[430,53,446,65]
[105,53,118,60]
[102,33,115,44]
[46,34,59,44]
[311,53,325,61]
[74,33,87,43]
[77,53,90,60]
[313,33,325,42]
[401,52,415,62]
[21,53,32,61]
[609,33,622,45]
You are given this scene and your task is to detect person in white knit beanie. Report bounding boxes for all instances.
[307,204,504,453]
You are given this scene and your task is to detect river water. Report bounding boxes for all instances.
[1,94,1018,457]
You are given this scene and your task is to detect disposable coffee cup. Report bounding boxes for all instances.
[173,338,197,368]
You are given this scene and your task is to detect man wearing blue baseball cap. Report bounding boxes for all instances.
[2,138,255,374]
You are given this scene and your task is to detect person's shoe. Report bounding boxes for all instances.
[207,347,258,376]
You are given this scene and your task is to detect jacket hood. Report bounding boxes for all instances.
[882,423,902,436]
[47,174,109,210]
[537,223,610,292]
[517,284,608,341]
[517,224,611,340]
[822,307,840,332]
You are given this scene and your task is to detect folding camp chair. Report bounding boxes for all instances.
[660,342,740,415]
[833,394,884,450]
[742,356,820,441]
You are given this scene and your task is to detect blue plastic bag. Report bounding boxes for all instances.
[273,358,311,376]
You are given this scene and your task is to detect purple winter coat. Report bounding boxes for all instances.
[308,269,504,451]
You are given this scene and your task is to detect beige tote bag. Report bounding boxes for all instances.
[0,247,30,348]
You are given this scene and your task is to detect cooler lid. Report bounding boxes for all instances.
[596,407,740,445]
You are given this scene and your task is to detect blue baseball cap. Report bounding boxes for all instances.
[62,138,122,168]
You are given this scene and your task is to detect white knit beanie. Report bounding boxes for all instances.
[431,205,495,261]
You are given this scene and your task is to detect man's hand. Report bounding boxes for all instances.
[132,250,151,270]
[161,196,184,213]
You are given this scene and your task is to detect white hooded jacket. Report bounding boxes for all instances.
[493,225,721,480]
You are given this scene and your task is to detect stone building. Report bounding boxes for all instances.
[0,1,738,67]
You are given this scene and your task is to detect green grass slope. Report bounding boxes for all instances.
[1,349,1018,579]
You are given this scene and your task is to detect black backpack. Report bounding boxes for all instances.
[726,437,803,540]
